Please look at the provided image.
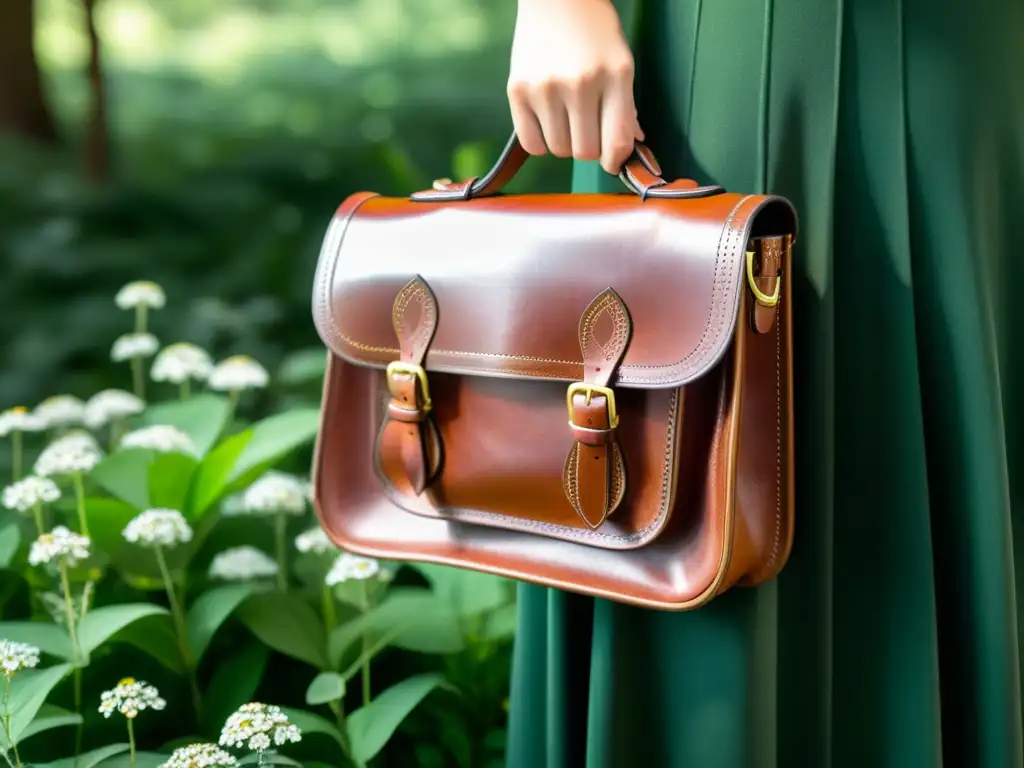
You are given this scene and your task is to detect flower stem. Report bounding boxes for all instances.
[10,431,21,483]
[359,580,370,707]
[72,473,88,536]
[225,389,240,427]
[110,418,125,451]
[30,503,45,538]
[135,304,148,334]
[179,380,190,401]
[274,514,288,593]
[321,583,336,638]
[127,717,136,768]
[154,546,202,718]
[327,700,353,759]
[3,678,21,768]
[60,562,84,754]
[131,356,145,401]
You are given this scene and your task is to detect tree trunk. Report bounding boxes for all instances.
[0,0,59,142]
[82,0,111,181]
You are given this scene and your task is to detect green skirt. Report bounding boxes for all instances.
[505,1,1024,766]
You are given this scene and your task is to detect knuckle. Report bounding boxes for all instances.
[605,58,635,80]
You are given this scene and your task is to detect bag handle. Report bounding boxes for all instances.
[409,131,724,202]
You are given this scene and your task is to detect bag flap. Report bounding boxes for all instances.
[312,190,796,389]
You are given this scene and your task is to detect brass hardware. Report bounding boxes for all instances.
[431,178,453,191]
[386,361,432,412]
[566,383,619,429]
[745,250,781,308]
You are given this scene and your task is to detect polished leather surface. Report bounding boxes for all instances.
[311,143,797,609]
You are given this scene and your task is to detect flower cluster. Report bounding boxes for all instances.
[0,406,43,436]
[240,472,307,516]
[120,424,196,454]
[2,475,60,512]
[84,389,145,429]
[209,547,279,581]
[208,356,269,392]
[294,526,334,555]
[111,333,160,362]
[34,395,85,429]
[34,432,104,476]
[151,343,214,385]
[161,744,238,768]
[115,281,166,310]
[98,677,167,719]
[122,509,193,548]
[325,553,381,586]
[0,639,40,678]
[29,526,91,568]
[219,703,301,754]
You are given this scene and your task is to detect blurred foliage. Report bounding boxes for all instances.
[1,0,568,417]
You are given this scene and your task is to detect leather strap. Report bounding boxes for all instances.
[410,131,724,202]
[376,276,443,495]
[748,235,788,335]
[563,288,632,529]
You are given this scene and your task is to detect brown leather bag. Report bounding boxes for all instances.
[311,133,798,610]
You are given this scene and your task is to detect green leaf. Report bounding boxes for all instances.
[327,589,463,668]
[411,564,511,617]
[277,349,328,386]
[278,708,346,751]
[0,522,21,567]
[94,751,168,768]
[90,449,156,508]
[201,641,268,736]
[147,452,200,511]
[186,583,256,663]
[347,674,443,764]
[189,430,252,517]
[237,592,327,668]
[225,409,320,486]
[238,753,304,767]
[35,743,130,768]
[0,662,74,744]
[78,603,171,656]
[0,621,73,660]
[18,704,82,742]
[305,671,345,705]
[142,394,231,457]
[113,613,183,673]
[479,603,518,641]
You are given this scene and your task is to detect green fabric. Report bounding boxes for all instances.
[505,1,1024,766]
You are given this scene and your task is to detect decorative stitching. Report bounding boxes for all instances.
[580,290,630,364]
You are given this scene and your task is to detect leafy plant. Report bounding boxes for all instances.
[0,281,516,768]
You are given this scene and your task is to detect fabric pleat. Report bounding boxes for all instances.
[505,1,1024,766]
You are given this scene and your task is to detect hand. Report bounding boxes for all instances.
[508,0,643,174]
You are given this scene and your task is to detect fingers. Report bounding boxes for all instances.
[507,60,639,170]
[598,61,639,174]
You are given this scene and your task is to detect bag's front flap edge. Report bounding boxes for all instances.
[312,192,796,390]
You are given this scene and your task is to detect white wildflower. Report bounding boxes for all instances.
[115,281,166,310]
[84,389,145,428]
[2,476,60,512]
[123,509,193,548]
[119,424,196,455]
[0,640,40,678]
[219,703,301,753]
[0,406,44,436]
[34,395,85,429]
[98,677,166,719]
[240,472,307,516]
[208,355,269,392]
[34,434,103,476]
[294,527,334,555]
[29,526,91,568]
[325,553,380,586]
[209,547,278,581]
[151,343,214,385]
[111,332,159,362]
[161,743,238,768]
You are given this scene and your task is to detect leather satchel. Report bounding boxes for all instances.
[310,133,798,610]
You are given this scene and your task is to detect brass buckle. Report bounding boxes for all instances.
[745,250,781,308]
[566,383,619,429]
[386,361,432,412]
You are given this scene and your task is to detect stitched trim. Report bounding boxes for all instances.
[316,195,792,388]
